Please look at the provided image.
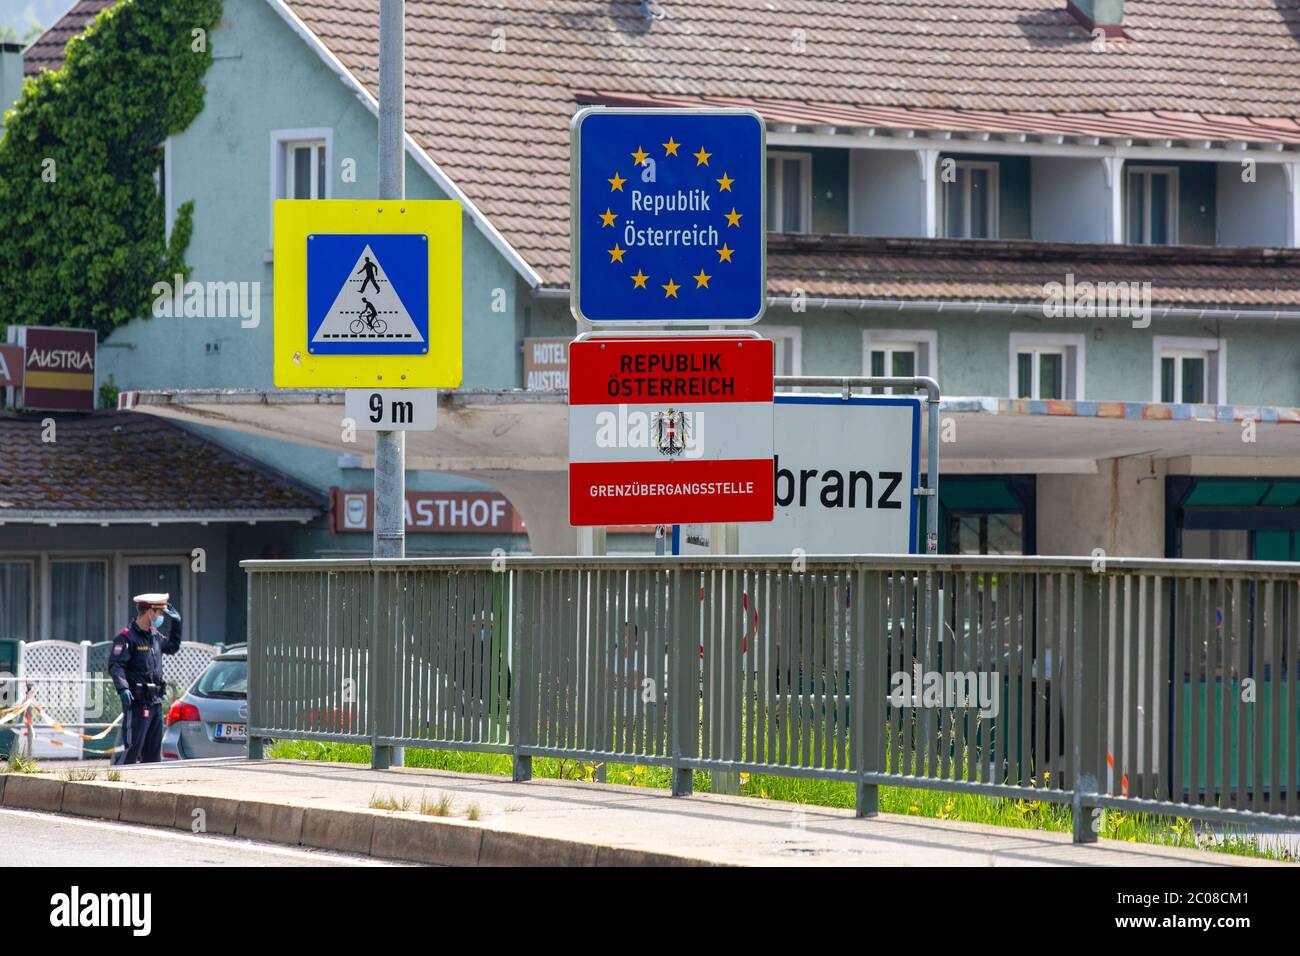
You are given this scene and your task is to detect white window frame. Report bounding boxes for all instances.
[1152,335,1226,404]
[1009,332,1085,400]
[268,127,333,248]
[940,160,1000,239]
[767,151,813,234]
[862,329,937,394]
[1126,165,1179,245]
[760,324,803,390]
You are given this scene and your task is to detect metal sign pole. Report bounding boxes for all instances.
[373,0,405,770]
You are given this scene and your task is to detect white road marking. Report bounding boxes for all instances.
[0,807,407,866]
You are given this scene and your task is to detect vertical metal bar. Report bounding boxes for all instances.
[670,567,693,796]
[1215,575,1227,810]
[1151,574,1165,802]
[904,567,915,780]
[1036,573,1051,788]
[372,0,406,763]
[1073,571,1101,843]
[1115,575,1131,797]
[1172,577,1187,806]
[836,570,849,772]
[1268,579,1281,814]
[1192,576,1206,806]
[926,391,939,554]
[857,567,881,816]
[1287,580,1298,819]
[810,570,823,769]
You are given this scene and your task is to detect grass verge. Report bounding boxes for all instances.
[266,738,1292,861]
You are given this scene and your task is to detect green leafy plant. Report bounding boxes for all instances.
[0,0,221,343]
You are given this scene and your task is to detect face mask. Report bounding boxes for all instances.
[153,615,165,628]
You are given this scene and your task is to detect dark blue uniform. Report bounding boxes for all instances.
[108,617,182,764]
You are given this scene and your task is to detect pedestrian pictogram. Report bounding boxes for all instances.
[308,235,428,352]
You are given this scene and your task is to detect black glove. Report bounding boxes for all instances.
[118,688,133,709]
[165,604,183,642]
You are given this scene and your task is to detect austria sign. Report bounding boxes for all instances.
[10,326,96,411]
[568,336,774,526]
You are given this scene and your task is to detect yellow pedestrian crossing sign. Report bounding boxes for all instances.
[273,200,461,388]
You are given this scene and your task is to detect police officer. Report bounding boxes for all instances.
[109,593,183,764]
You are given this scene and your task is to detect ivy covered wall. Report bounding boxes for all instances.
[0,0,221,342]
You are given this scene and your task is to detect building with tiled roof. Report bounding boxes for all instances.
[0,411,321,522]
[10,0,1300,570]
[0,407,321,650]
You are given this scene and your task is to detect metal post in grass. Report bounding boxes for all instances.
[370,0,406,770]
[246,573,263,761]
[1072,571,1103,842]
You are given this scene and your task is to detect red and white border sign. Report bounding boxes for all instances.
[569,336,774,526]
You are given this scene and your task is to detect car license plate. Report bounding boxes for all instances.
[214,722,247,740]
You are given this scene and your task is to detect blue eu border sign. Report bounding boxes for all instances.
[571,107,766,325]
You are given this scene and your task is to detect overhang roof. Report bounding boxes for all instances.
[0,411,323,524]
[584,90,1300,148]
[117,387,1300,554]
[764,234,1300,311]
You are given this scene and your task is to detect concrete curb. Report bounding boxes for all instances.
[371,814,483,865]
[236,800,305,844]
[303,807,376,856]
[120,788,179,828]
[0,774,721,866]
[2,774,64,812]
[173,792,240,835]
[62,782,123,820]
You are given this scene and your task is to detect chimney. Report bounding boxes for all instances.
[0,43,23,131]
[1067,0,1125,36]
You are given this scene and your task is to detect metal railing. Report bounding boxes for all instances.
[243,554,1300,842]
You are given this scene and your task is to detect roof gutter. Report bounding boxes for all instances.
[263,0,543,290]
[0,510,320,526]
[763,297,1300,323]
[534,287,1300,322]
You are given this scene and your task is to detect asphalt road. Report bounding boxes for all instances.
[0,807,410,867]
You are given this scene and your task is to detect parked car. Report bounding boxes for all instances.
[161,648,248,759]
